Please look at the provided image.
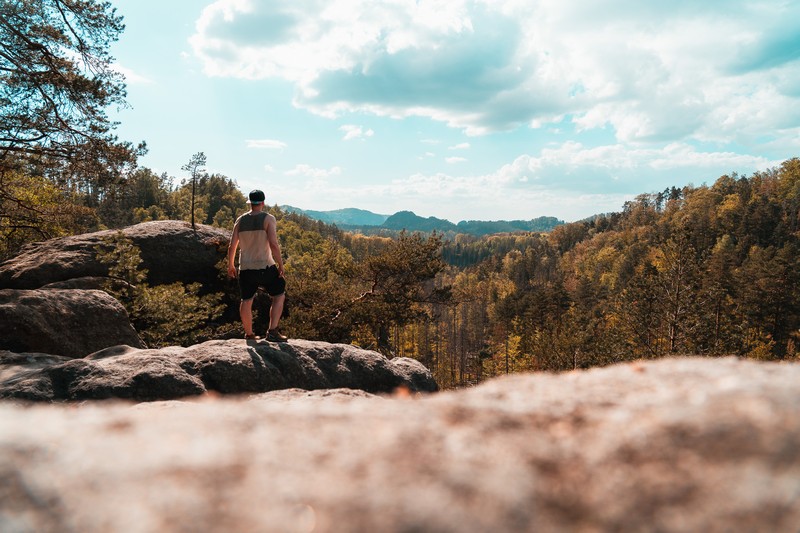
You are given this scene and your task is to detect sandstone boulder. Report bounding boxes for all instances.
[0,220,230,290]
[0,288,145,358]
[0,357,797,532]
[0,338,438,401]
[40,276,120,290]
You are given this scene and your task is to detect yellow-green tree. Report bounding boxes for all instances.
[0,170,96,260]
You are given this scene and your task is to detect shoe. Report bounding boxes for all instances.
[266,329,288,342]
[244,333,260,340]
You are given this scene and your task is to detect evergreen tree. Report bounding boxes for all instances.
[0,0,135,166]
[0,0,141,255]
[181,152,206,229]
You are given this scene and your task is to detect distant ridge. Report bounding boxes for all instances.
[382,211,458,232]
[283,206,563,236]
[281,206,390,226]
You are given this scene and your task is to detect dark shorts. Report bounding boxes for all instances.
[239,265,286,300]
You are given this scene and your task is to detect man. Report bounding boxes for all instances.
[227,189,288,342]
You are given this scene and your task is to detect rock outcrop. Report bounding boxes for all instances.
[0,356,797,532]
[0,220,229,290]
[0,338,438,401]
[0,288,145,358]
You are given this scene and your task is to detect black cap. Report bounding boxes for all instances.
[247,189,265,205]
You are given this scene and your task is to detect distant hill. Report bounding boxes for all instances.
[283,206,563,235]
[282,206,390,226]
[381,211,458,232]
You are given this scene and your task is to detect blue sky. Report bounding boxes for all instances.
[108,0,800,223]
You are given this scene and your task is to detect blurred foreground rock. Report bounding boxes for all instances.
[1,356,798,532]
[0,338,437,401]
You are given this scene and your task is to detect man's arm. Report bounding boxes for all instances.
[265,214,284,277]
[227,222,240,278]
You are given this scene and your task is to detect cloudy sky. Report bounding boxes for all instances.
[109,0,799,223]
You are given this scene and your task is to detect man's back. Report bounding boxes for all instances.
[236,211,273,270]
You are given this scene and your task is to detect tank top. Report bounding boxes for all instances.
[236,211,275,270]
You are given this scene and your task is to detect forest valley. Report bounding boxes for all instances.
[2,2,798,389]
[2,157,799,389]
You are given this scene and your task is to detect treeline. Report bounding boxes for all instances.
[335,213,563,238]
[455,216,563,236]
[0,164,248,260]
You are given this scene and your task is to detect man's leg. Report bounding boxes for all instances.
[268,293,285,331]
[240,297,256,336]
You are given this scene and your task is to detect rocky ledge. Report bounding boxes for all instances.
[0,356,798,532]
[0,288,145,358]
[0,220,229,290]
[0,338,437,401]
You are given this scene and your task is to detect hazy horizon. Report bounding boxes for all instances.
[281,203,573,225]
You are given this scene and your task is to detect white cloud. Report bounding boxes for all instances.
[285,164,342,178]
[246,139,287,149]
[339,124,375,141]
[448,142,470,150]
[190,0,800,148]
[445,156,467,164]
[484,141,776,195]
[535,142,771,172]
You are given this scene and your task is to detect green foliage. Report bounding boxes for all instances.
[132,282,226,348]
[350,232,450,352]
[275,223,450,354]
[0,0,131,163]
[117,169,174,224]
[89,167,245,230]
[95,229,146,302]
[95,231,224,348]
[280,233,357,342]
[172,173,246,228]
[455,216,563,236]
[0,170,96,261]
[442,233,552,268]
[0,0,142,210]
[0,0,142,254]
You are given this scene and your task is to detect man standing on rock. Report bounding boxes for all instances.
[227,189,288,342]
